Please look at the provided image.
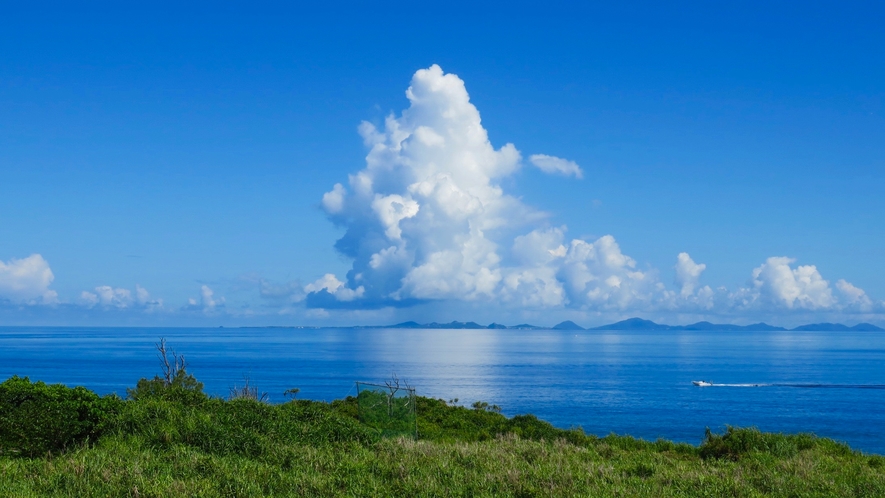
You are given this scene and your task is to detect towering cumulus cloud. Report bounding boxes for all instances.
[314,65,653,310]
[317,65,530,306]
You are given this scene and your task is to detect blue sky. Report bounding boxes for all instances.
[1,2,883,327]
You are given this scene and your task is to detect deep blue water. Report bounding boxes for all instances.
[1,326,883,454]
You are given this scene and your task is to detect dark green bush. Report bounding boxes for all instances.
[407,397,597,446]
[699,426,836,460]
[126,369,207,405]
[126,338,207,405]
[0,376,120,457]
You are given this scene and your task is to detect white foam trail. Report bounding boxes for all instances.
[712,383,769,387]
[697,383,885,389]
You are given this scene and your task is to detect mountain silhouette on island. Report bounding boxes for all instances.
[389,321,545,330]
[586,318,788,331]
[387,317,883,332]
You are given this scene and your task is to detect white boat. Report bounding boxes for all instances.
[692,380,713,387]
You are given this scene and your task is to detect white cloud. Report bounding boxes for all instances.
[80,291,99,306]
[305,274,365,302]
[529,154,584,179]
[675,252,706,298]
[0,254,58,304]
[558,235,656,310]
[135,284,163,309]
[835,279,873,311]
[81,284,163,310]
[135,285,151,305]
[96,285,133,308]
[200,284,221,309]
[748,257,835,310]
[500,227,567,308]
[316,65,595,307]
[304,65,881,320]
[718,258,881,315]
[185,284,225,313]
[371,193,420,240]
[321,183,346,214]
[318,64,536,305]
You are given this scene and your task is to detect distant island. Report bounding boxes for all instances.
[250,318,884,332]
[389,321,544,330]
[384,317,884,332]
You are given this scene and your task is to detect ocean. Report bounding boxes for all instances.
[1,326,883,454]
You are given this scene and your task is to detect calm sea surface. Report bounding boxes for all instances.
[1,326,883,454]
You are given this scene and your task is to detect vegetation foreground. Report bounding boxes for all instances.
[1,361,884,497]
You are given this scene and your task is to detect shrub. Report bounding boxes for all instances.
[126,338,207,405]
[0,376,120,457]
[126,369,208,405]
[409,397,597,446]
[699,426,826,460]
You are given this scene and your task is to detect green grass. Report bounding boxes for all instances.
[1,377,883,497]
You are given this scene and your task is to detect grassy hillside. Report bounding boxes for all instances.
[1,374,883,497]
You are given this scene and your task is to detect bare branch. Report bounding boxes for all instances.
[156,338,172,385]
[385,373,402,396]
[156,338,188,386]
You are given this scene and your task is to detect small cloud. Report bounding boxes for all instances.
[305,274,364,302]
[94,285,133,308]
[184,284,225,313]
[0,254,58,304]
[80,291,100,307]
[836,279,873,311]
[675,253,706,298]
[80,284,162,310]
[529,154,583,179]
[749,257,834,310]
[200,284,221,309]
[135,284,163,310]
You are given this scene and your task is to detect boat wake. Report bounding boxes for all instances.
[710,383,768,387]
[696,383,885,389]
[773,383,885,389]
